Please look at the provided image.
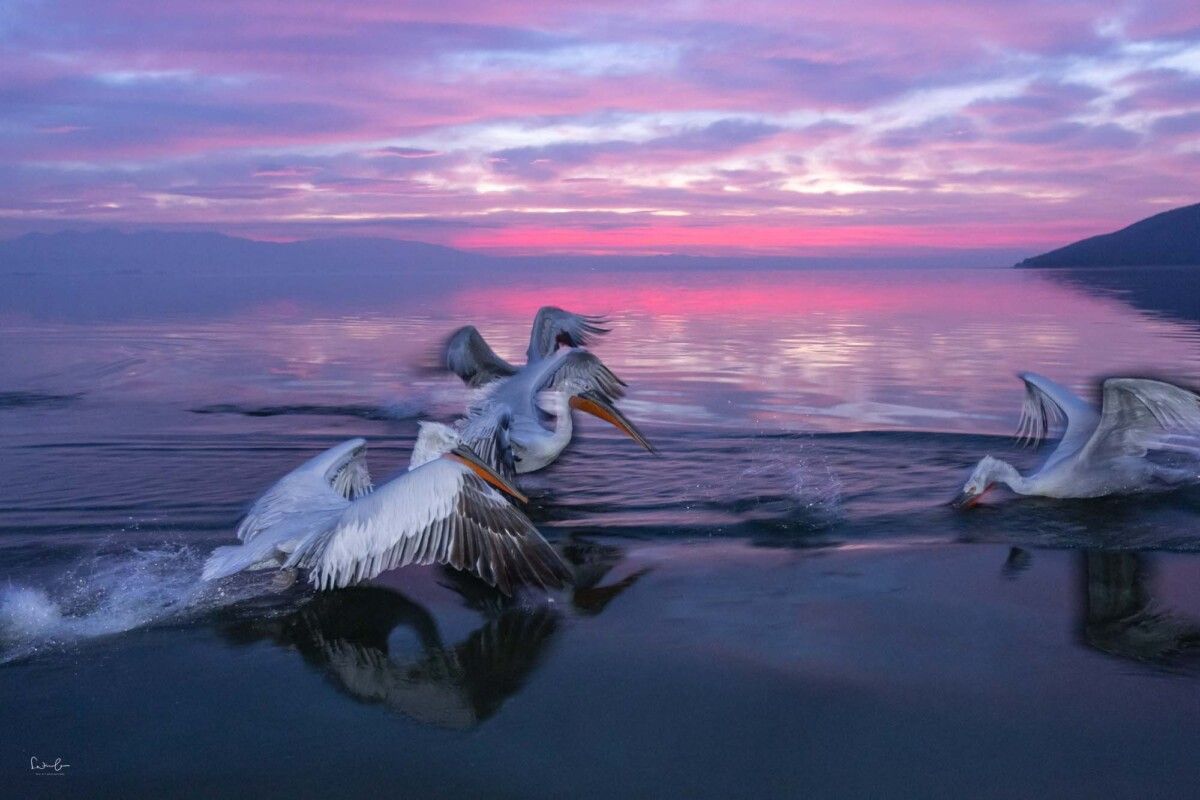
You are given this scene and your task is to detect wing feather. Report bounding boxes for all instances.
[237,438,370,543]
[455,408,518,481]
[1016,377,1065,446]
[444,326,518,387]
[1077,378,1200,465]
[1014,372,1101,470]
[203,439,368,581]
[285,458,570,594]
[526,306,610,363]
[536,348,626,402]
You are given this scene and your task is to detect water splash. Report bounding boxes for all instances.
[0,544,266,663]
[789,438,844,524]
[737,436,844,530]
[679,435,844,533]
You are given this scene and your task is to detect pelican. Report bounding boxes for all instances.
[202,436,571,595]
[953,373,1200,507]
[436,310,654,475]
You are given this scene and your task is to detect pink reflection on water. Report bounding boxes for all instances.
[446,269,1200,433]
[4,269,1200,438]
[452,269,1083,317]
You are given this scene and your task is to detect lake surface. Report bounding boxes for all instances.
[3,264,1200,798]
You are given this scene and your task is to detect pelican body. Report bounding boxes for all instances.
[954,372,1200,507]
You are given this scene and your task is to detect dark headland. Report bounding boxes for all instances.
[1017,202,1200,268]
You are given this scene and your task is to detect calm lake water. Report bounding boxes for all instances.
[3,264,1200,798]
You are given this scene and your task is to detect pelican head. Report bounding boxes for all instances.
[951,455,1007,509]
[534,390,654,452]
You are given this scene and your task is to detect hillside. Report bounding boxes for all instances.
[0,230,482,274]
[1017,203,1200,268]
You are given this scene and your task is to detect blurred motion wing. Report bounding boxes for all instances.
[1015,372,1100,465]
[444,325,518,387]
[526,306,610,363]
[1077,378,1200,464]
[456,409,517,481]
[537,348,627,402]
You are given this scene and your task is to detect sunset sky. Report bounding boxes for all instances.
[2,1,1199,255]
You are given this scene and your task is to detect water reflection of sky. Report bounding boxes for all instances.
[3,267,1199,436]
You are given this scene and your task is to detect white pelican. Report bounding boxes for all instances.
[440,307,648,473]
[438,312,653,475]
[953,372,1200,507]
[202,437,570,594]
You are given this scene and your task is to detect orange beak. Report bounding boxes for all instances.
[447,446,528,503]
[950,486,989,510]
[569,392,655,452]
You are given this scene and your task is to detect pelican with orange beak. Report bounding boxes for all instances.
[203,436,570,595]
[951,373,1200,509]
[429,318,654,476]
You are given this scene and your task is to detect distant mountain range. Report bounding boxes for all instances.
[1017,203,1200,268]
[0,229,481,274]
[4,208,1197,274]
[0,229,1027,274]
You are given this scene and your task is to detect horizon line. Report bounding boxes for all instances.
[0,225,1042,263]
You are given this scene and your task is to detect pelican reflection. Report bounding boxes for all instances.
[220,586,559,729]
[1079,550,1200,665]
[433,536,652,617]
[218,537,648,729]
[999,548,1200,666]
[561,538,652,616]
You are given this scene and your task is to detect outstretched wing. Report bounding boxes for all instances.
[536,348,626,402]
[203,438,371,581]
[1015,372,1100,466]
[444,326,518,387]
[1076,378,1200,465]
[285,457,570,595]
[526,306,609,363]
[238,438,372,543]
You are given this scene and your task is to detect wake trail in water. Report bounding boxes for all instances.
[0,543,277,663]
[0,391,82,409]
[190,397,426,421]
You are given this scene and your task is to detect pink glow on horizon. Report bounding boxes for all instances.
[1,1,1198,256]
[449,220,1106,255]
[447,267,1114,318]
